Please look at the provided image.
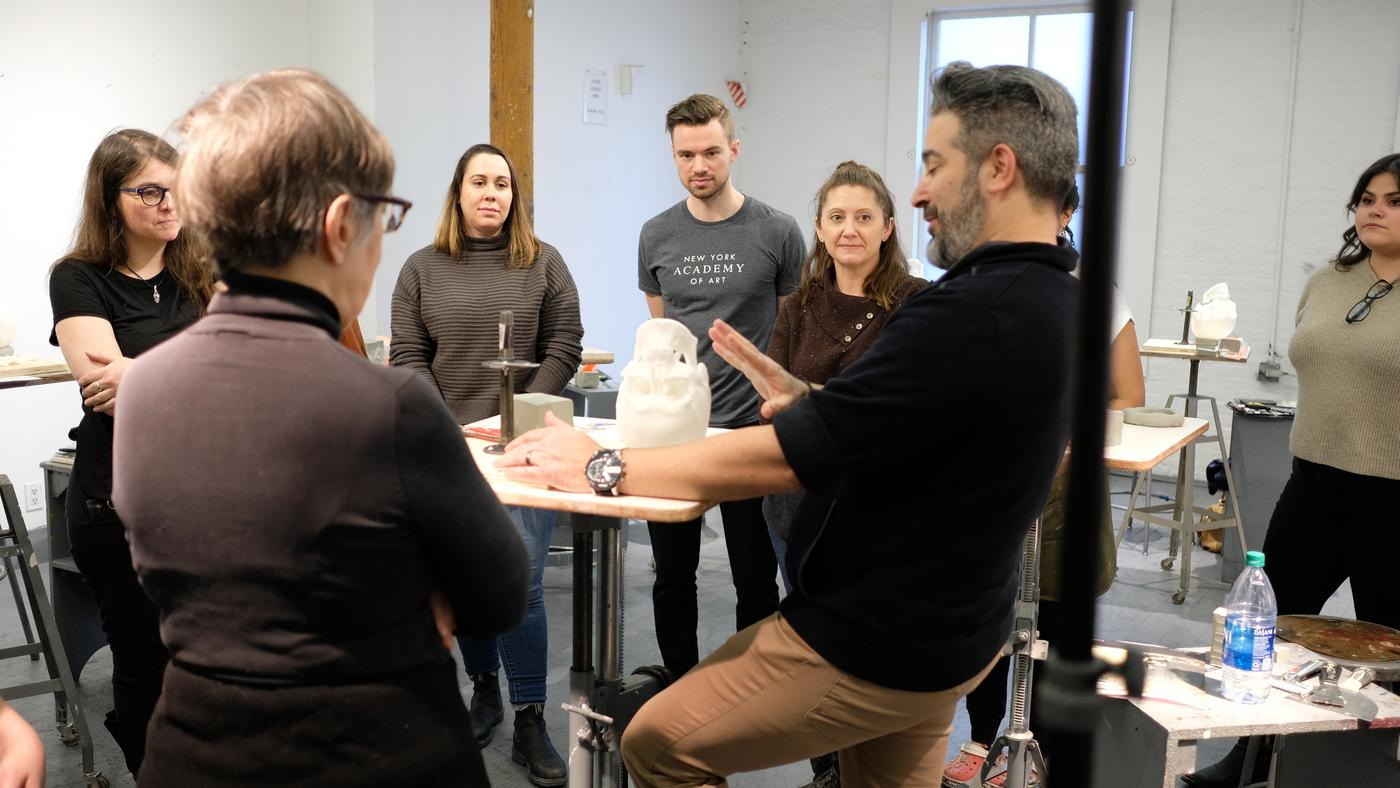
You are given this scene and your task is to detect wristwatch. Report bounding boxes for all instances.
[585,448,625,496]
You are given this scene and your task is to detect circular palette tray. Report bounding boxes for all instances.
[1277,614,1400,677]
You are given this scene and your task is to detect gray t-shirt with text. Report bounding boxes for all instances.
[638,196,804,428]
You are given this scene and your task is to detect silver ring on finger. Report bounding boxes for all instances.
[526,450,536,466]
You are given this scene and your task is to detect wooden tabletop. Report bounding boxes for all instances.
[1103,417,1209,472]
[580,347,614,365]
[465,417,711,523]
[0,357,73,390]
[1139,338,1251,363]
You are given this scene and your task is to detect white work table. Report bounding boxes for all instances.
[465,416,713,788]
[1096,641,1400,787]
[1105,416,1236,604]
[1103,418,1210,473]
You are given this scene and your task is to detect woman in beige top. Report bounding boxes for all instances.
[1186,155,1400,788]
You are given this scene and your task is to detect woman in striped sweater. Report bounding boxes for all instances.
[391,143,582,787]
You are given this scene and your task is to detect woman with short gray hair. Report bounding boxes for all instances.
[111,69,529,787]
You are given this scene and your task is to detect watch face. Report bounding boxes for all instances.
[586,456,608,486]
[587,450,620,492]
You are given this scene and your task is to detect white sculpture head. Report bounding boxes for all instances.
[0,295,18,353]
[1191,282,1237,341]
[617,318,711,448]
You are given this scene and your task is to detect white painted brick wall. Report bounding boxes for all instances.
[1151,0,1400,479]
[734,0,1400,488]
[737,0,894,244]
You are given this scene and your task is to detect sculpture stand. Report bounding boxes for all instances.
[482,309,539,455]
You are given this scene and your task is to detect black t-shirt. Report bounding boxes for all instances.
[49,259,200,500]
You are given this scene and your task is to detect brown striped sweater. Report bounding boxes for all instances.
[390,235,584,424]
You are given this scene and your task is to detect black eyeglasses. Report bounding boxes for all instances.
[354,193,412,233]
[117,185,171,206]
[1345,279,1392,324]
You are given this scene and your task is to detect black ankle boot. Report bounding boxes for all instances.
[802,752,840,787]
[511,703,567,787]
[468,673,503,748]
[1182,736,1271,787]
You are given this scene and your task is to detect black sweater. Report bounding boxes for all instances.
[113,277,529,685]
[773,242,1077,692]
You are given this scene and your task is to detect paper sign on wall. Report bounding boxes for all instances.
[584,69,608,125]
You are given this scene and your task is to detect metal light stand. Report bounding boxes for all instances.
[1038,0,1131,783]
[482,309,539,455]
[983,518,1049,788]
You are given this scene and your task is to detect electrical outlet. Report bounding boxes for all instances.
[23,482,43,512]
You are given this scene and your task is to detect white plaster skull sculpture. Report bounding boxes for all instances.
[0,295,18,354]
[1190,282,1237,341]
[617,319,711,448]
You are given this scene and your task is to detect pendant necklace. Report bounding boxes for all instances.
[124,263,164,304]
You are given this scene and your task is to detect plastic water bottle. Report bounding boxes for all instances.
[1220,550,1277,703]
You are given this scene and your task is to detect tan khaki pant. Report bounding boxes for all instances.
[621,613,996,787]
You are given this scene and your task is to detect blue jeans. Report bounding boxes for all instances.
[762,492,802,595]
[769,528,792,595]
[458,506,553,704]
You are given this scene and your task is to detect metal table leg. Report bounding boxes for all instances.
[597,525,625,788]
[568,527,596,788]
[1114,472,1147,550]
[565,515,631,788]
[1163,360,1200,605]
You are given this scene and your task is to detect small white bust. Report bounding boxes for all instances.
[617,319,711,448]
[1191,282,1237,341]
[0,295,18,355]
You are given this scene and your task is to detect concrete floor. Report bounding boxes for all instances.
[2,475,1355,788]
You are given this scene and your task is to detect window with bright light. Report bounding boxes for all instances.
[914,6,1133,277]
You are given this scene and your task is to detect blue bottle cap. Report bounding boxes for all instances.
[1245,551,1265,567]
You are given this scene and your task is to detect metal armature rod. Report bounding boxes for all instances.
[498,310,516,444]
[482,309,538,455]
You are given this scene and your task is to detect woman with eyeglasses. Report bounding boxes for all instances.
[390,143,582,787]
[107,70,529,787]
[46,128,216,776]
[1185,155,1400,788]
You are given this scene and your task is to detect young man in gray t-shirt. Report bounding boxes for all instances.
[635,94,804,676]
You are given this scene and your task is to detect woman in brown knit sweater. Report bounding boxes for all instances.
[762,161,926,787]
[390,143,582,787]
[763,162,926,584]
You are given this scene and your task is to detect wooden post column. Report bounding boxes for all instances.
[490,0,534,208]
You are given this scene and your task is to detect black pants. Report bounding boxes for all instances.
[966,600,1062,751]
[1262,457,1400,629]
[647,496,779,676]
[66,494,169,776]
[142,662,487,788]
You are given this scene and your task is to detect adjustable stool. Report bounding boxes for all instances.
[0,474,108,787]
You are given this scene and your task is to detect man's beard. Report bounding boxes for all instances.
[926,172,986,269]
[686,172,728,200]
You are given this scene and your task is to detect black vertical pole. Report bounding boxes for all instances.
[1044,0,1129,785]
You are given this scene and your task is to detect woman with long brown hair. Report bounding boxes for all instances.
[47,128,214,776]
[391,142,582,787]
[1184,153,1400,788]
[762,161,927,787]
